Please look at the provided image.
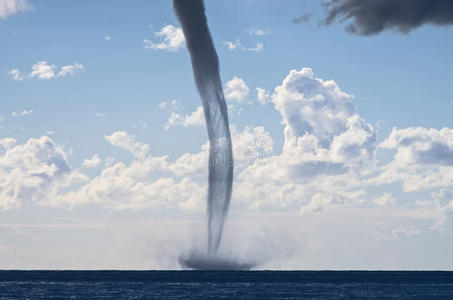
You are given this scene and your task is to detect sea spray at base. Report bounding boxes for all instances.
[179,251,255,271]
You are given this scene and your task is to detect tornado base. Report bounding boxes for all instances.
[179,253,255,270]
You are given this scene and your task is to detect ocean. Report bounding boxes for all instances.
[1,271,453,299]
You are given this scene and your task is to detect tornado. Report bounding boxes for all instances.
[173,0,233,255]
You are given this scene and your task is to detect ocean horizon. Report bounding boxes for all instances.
[1,270,453,299]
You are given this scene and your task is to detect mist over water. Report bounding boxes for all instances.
[173,0,234,260]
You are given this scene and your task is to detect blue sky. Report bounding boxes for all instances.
[1,0,453,269]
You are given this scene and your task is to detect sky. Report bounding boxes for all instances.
[1,0,453,270]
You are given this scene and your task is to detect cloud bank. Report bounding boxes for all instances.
[2,66,453,270]
[2,65,453,271]
[2,67,452,220]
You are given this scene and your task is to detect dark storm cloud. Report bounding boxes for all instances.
[323,0,453,35]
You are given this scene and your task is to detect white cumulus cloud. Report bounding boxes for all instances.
[230,68,379,214]
[256,87,271,105]
[224,77,250,103]
[60,169,205,211]
[105,131,150,160]
[30,61,56,80]
[273,67,376,167]
[165,106,205,130]
[82,154,102,168]
[143,24,185,52]
[0,136,87,210]
[382,127,453,166]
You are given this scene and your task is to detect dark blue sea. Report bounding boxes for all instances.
[1,271,453,299]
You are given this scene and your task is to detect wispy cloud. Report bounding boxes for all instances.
[8,69,23,81]
[9,61,84,80]
[374,226,421,240]
[244,27,270,36]
[222,40,263,52]
[248,42,263,52]
[158,99,181,112]
[57,62,84,77]
[292,13,312,24]
[11,109,32,117]
[222,39,241,50]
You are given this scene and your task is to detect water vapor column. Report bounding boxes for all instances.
[173,0,234,254]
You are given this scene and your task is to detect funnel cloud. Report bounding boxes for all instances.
[173,0,234,259]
